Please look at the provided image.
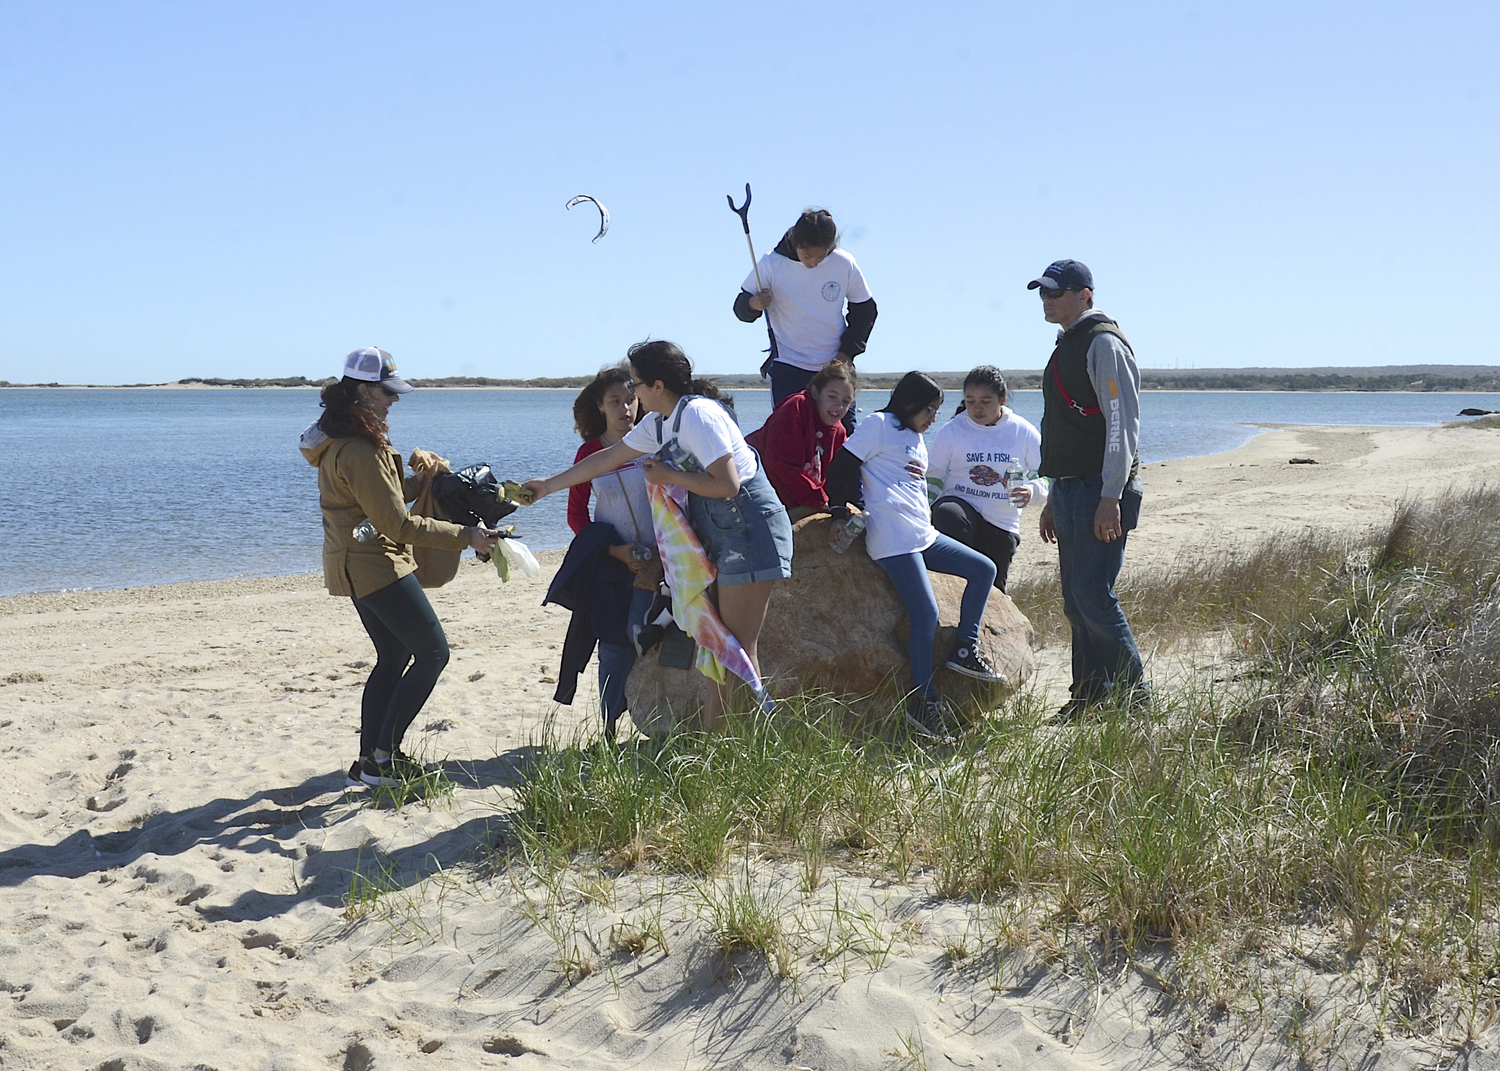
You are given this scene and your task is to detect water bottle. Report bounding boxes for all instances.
[830,510,866,554]
[352,519,377,543]
[657,440,699,473]
[630,544,655,563]
[1005,460,1027,506]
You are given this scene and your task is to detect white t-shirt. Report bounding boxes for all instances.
[622,396,758,483]
[742,248,873,372]
[843,411,936,560]
[591,458,655,546]
[927,408,1047,535]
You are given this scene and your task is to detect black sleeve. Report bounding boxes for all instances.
[733,289,762,324]
[824,446,865,516]
[838,297,878,360]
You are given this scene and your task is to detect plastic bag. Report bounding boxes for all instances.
[432,463,518,529]
[494,537,541,582]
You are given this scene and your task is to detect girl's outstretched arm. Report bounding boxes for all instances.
[525,440,646,501]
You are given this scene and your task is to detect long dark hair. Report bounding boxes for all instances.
[626,339,728,410]
[318,377,389,448]
[881,372,943,430]
[783,208,838,251]
[572,363,633,440]
[955,365,1007,416]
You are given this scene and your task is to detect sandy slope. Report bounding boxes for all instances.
[4,422,1500,1070]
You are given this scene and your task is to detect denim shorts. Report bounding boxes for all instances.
[688,468,793,585]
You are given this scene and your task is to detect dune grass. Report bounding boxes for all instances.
[499,486,1500,1036]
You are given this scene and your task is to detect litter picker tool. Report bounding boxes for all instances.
[726,183,778,377]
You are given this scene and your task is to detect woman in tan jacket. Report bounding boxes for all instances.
[299,347,499,789]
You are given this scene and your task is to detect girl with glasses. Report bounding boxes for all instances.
[824,371,1006,739]
[525,340,793,732]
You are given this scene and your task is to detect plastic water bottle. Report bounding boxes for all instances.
[1005,460,1027,506]
[352,520,377,543]
[830,511,866,554]
[657,440,699,473]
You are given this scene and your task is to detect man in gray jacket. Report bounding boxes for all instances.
[1030,260,1148,719]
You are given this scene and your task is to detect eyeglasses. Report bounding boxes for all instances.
[624,378,639,391]
[1038,287,1071,300]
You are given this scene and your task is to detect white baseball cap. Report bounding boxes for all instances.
[342,347,413,394]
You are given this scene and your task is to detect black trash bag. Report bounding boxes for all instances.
[432,463,517,529]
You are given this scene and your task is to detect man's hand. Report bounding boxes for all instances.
[1039,502,1057,544]
[1008,484,1032,508]
[748,289,774,311]
[1094,497,1123,542]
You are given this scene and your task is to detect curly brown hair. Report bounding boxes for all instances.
[572,363,634,441]
[317,378,389,448]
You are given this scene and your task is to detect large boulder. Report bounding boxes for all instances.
[626,513,1036,734]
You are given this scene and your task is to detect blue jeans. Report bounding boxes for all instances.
[352,573,450,755]
[1050,476,1146,701]
[769,360,858,432]
[597,587,655,729]
[876,533,996,700]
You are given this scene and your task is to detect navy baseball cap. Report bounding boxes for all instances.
[1027,259,1094,292]
[342,346,413,394]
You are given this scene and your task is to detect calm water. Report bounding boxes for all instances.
[3,387,1498,596]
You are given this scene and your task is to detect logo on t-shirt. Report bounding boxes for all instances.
[968,464,1002,487]
[821,281,842,302]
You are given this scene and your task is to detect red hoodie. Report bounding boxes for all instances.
[566,437,606,533]
[745,390,847,510]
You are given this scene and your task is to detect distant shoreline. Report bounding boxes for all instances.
[7,365,1500,394]
[7,382,1500,396]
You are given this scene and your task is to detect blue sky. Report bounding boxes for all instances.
[0,1,1494,384]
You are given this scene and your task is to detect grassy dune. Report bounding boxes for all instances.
[490,486,1500,1046]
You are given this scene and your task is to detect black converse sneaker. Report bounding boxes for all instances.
[358,757,399,787]
[345,760,366,789]
[944,645,1006,684]
[904,696,953,741]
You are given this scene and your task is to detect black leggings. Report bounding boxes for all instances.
[352,573,450,756]
[931,496,1021,593]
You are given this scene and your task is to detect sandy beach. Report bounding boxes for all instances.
[5,421,1500,1070]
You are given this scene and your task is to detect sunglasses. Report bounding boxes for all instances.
[1037,286,1072,300]
[380,385,400,398]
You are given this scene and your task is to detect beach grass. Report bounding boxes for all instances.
[496,485,1500,1039]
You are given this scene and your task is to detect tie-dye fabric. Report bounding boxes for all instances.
[649,482,772,710]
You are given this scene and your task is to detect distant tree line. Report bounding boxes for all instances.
[5,371,1500,392]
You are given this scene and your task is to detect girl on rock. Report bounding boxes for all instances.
[825,372,1005,739]
[525,340,793,731]
[733,208,877,422]
[745,360,855,520]
[927,366,1046,593]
